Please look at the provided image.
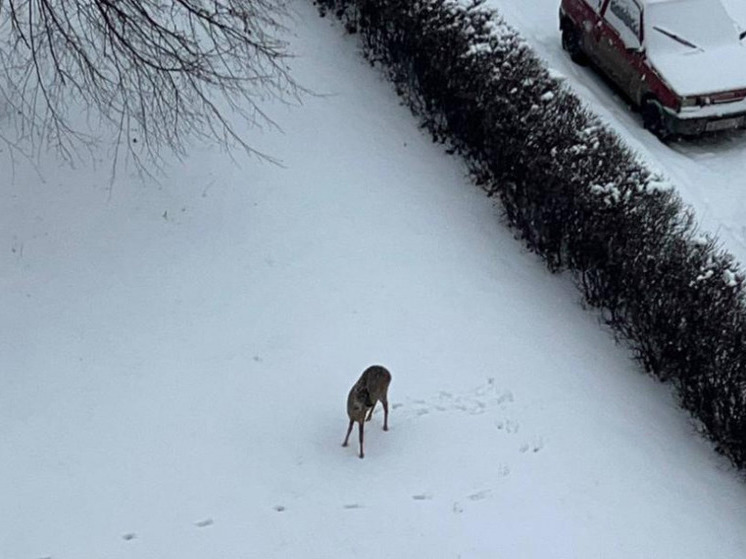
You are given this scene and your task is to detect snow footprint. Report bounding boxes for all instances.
[495,419,520,434]
[401,379,514,419]
[519,438,545,454]
[412,493,434,501]
[467,489,492,501]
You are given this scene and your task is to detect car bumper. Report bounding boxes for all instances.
[662,101,746,135]
[667,113,746,135]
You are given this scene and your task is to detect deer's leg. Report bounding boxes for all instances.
[342,419,354,447]
[382,398,389,431]
[365,402,376,422]
[358,420,365,459]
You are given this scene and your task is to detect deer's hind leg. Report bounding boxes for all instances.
[365,402,376,422]
[358,420,365,459]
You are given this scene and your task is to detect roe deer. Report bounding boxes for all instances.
[343,365,391,459]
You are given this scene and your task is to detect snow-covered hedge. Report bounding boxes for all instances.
[316,0,746,470]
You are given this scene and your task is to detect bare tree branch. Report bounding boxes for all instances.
[0,0,299,169]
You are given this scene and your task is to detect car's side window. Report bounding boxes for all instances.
[604,0,643,48]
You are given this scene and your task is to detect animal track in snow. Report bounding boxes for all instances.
[452,486,499,513]
[519,438,545,454]
[403,378,513,418]
[495,419,520,434]
[467,489,492,501]
[412,493,433,501]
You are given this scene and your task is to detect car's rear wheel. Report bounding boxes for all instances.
[561,23,587,65]
[642,98,673,141]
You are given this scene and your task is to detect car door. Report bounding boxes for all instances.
[578,0,610,65]
[596,0,644,97]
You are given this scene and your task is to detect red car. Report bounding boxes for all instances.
[559,0,746,138]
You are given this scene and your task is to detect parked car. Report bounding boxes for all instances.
[559,0,746,139]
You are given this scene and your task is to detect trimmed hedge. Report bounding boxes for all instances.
[316,0,746,469]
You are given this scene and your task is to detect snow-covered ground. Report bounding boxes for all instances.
[3,2,746,558]
[484,0,746,264]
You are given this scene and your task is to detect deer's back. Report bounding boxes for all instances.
[347,365,391,420]
[358,365,391,400]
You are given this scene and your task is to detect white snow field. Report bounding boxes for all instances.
[484,0,746,265]
[3,2,746,558]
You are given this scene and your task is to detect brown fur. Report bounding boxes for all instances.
[342,365,391,459]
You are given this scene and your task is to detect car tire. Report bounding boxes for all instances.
[561,24,587,65]
[642,98,673,141]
